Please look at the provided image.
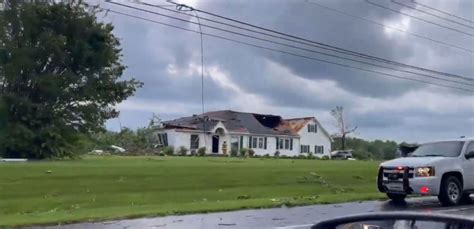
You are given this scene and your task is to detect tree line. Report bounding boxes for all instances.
[332,137,399,160]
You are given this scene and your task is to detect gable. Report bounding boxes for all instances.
[298,118,333,141]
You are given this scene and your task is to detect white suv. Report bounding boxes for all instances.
[377,138,474,206]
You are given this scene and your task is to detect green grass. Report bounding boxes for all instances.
[0,156,384,227]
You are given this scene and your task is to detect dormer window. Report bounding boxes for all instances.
[308,124,317,133]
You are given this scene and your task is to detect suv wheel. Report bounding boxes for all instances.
[387,193,406,203]
[438,176,463,206]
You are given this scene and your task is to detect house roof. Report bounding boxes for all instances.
[163,110,296,136]
[163,110,330,138]
[276,117,333,140]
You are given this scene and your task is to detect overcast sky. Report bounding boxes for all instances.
[99,0,474,143]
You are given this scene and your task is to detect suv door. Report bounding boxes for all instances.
[462,141,474,190]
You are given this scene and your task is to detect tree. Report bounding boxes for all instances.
[0,1,142,159]
[330,106,357,150]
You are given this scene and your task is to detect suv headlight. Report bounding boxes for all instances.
[415,167,435,177]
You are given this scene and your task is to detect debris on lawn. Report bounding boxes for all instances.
[0,158,28,162]
[237,195,251,200]
[305,195,319,200]
[352,175,364,180]
[309,172,321,179]
[45,170,52,174]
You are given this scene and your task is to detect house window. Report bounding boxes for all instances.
[190,134,199,149]
[308,124,317,133]
[277,138,293,150]
[301,145,310,153]
[250,136,267,149]
[155,133,168,147]
[315,145,324,154]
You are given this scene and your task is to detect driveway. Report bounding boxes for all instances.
[28,197,474,229]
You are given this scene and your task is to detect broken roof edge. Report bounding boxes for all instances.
[284,116,333,142]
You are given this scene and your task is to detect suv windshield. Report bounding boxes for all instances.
[411,141,464,157]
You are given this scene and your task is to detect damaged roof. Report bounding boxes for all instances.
[163,110,301,136]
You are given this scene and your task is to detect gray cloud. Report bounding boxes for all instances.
[101,0,474,142]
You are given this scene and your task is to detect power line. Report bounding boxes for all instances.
[106,1,474,86]
[159,0,473,81]
[365,0,474,37]
[411,0,474,24]
[304,0,473,53]
[99,7,474,92]
[390,0,474,29]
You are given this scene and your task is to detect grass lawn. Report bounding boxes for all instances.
[0,156,384,227]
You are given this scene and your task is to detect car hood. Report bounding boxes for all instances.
[380,157,445,167]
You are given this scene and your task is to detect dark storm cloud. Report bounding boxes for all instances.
[100,0,474,141]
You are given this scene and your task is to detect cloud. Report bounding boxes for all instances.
[101,0,474,142]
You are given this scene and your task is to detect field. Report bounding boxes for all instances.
[0,156,384,227]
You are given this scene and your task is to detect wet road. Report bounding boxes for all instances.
[29,197,474,229]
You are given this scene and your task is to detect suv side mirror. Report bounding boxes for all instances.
[465,151,474,160]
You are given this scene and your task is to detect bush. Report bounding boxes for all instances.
[189,149,197,156]
[161,146,174,156]
[321,155,330,160]
[274,151,280,158]
[307,152,315,159]
[230,148,238,157]
[197,147,206,156]
[263,154,270,158]
[248,149,255,157]
[240,148,248,157]
[178,146,188,156]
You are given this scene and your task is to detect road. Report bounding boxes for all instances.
[29,197,474,229]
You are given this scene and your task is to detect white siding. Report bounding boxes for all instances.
[243,136,300,157]
[298,120,332,158]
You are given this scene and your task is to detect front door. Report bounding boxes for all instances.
[212,135,219,153]
[462,141,474,190]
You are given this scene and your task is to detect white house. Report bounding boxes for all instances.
[154,110,332,157]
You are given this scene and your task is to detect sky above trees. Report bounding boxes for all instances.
[98,0,473,142]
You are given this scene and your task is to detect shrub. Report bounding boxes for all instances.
[178,146,188,156]
[274,151,280,158]
[189,149,197,156]
[239,148,248,157]
[321,155,330,160]
[248,149,255,157]
[230,148,238,157]
[263,154,270,158]
[158,152,165,156]
[161,146,174,156]
[197,147,206,156]
[307,152,315,159]
[297,154,307,159]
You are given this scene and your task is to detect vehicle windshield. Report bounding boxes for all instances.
[411,141,464,157]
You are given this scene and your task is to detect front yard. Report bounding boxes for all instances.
[0,156,384,227]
